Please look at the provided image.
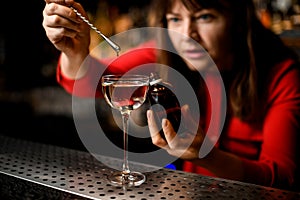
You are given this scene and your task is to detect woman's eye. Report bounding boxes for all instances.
[197,14,214,22]
[167,17,181,23]
[166,14,182,23]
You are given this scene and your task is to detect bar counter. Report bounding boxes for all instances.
[0,134,299,200]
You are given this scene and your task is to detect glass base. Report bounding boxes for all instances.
[108,171,146,187]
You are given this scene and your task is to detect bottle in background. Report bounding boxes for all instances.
[148,72,181,138]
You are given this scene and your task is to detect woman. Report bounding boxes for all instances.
[42,0,300,190]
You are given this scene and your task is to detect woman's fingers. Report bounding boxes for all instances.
[44,0,74,6]
[147,110,169,149]
[161,118,178,148]
[147,107,203,160]
[181,104,198,135]
[44,3,80,25]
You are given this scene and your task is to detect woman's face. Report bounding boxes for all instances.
[166,0,234,72]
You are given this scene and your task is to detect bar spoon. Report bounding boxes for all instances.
[71,7,121,56]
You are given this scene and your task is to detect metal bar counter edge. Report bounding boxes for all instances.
[0,134,299,200]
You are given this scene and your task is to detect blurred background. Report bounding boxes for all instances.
[0,0,299,152]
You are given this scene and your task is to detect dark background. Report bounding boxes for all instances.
[0,0,81,150]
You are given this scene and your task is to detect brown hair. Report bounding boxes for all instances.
[148,0,298,121]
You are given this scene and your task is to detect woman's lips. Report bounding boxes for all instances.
[183,49,207,59]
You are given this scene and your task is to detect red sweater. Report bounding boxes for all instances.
[57,45,300,190]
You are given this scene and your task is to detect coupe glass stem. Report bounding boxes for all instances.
[121,111,131,175]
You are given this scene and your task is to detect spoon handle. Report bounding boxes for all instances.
[71,7,121,55]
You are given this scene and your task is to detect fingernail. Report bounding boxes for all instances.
[147,110,151,119]
[162,118,168,127]
[182,104,189,112]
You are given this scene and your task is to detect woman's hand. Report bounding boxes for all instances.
[147,104,205,160]
[42,0,91,78]
[148,104,245,181]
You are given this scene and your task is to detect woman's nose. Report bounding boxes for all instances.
[182,19,199,40]
[187,22,200,41]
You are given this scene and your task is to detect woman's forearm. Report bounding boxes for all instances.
[193,148,245,181]
[60,51,90,80]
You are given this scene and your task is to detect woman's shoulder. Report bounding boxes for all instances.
[270,58,300,80]
[267,58,300,103]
